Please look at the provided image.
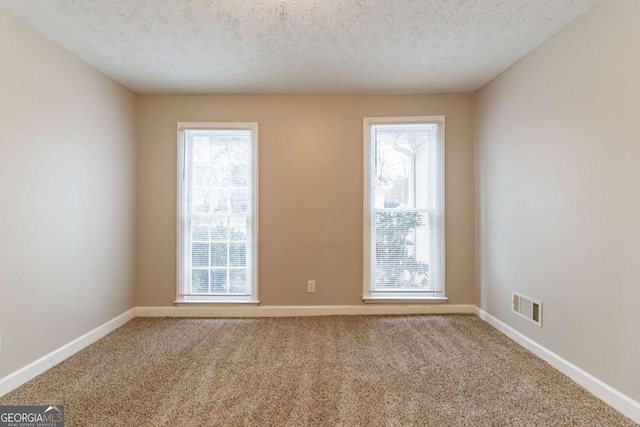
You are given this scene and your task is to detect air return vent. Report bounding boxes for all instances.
[512,292,542,327]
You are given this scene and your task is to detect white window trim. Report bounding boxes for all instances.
[176,122,259,304]
[362,116,446,303]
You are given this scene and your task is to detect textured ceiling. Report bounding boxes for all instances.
[0,0,598,94]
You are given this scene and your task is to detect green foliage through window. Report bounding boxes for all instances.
[375,212,428,288]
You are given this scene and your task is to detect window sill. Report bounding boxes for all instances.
[175,299,259,307]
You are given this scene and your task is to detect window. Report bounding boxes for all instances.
[177,122,258,303]
[363,116,445,302]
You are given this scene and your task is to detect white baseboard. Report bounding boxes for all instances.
[135,304,477,317]
[476,307,640,424]
[0,308,135,397]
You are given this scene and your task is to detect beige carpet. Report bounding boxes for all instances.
[1,315,635,426]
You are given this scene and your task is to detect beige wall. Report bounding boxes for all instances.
[0,11,136,378]
[476,0,640,402]
[136,94,475,306]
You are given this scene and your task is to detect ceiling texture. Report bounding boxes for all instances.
[0,0,598,94]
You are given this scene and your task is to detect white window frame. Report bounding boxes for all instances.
[176,122,259,304]
[363,116,446,303]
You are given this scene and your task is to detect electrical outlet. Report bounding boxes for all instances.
[307,280,316,293]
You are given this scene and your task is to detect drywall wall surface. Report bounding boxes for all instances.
[476,0,640,401]
[0,10,136,379]
[136,94,475,306]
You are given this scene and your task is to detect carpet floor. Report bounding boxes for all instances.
[1,315,635,426]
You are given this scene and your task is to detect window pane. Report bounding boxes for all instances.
[193,165,214,188]
[211,189,230,213]
[192,221,209,241]
[374,212,429,290]
[229,243,246,266]
[373,124,431,210]
[193,189,212,213]
[212,269,228,293]
[192,269,209,293]
[230,163,248,187]
[192,243,209,267]
[209,158,230,186]
[211,137,250,187]
[229,269,247,293]
[229,217,247,241]
[211,243,228,267]
[230,189,248,214]
[210,220,229,241]
[193,137,212,163]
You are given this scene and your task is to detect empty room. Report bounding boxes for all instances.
[0,0,638,425]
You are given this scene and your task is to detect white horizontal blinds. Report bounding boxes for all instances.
[370,121,445,294]
[178,128,255,300]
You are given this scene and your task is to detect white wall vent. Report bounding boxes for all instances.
[512,292,542,327]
